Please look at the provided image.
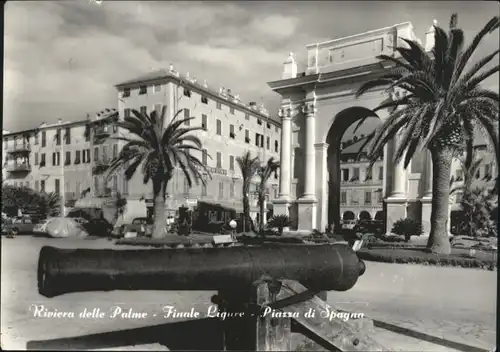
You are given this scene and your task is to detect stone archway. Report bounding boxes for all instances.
[268,21,433,233]
[342,211,355,220]
[325,107,379,229]
[359,211,372,220]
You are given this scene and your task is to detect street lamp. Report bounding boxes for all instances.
[229,219,237,239]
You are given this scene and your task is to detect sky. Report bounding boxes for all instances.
[4,1,499,139]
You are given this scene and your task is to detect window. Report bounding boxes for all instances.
[123,176,129,195]
[274,140,279,153]
[216,101,222,110]
[154,84,162,92]
[202,183,207,196]
[113,175,118,191]
[75,150,81,164]
[184,109,190,125]
[113,144,118,158]
[52,152,60,166]
[40,180,45,193]
[245,113,249,120]
[201,96,208,104]
[245,129,250,143]
[267,123,271,129]
[475,168,481,179]
[229,107,235,115]
[378,166,383,180]
[455,193,463,203]
[378,192,383,202]
[154,104,162,114]
[484,164,491,178]
[124,108,131,118]
[35,153,39,165]
[352,168,360,181]
[102,146,108,163]
[216,152,222,168]
[275,126,279,133]
[202,114,208,130]
[35,180,39,192]
[218,182,224,198]
[183,88,191,97]
[122,88,130,97]
[65,151,71,165]
[55,179,60,195]
[94,176,99,195]
[65,127,71,144]
[456,169,463,181]
[139,85,147,95]
[230,183,235,198]
[183,178,190,194]
[202,149,208,165]
[274,170,278,179]
[341,191,347,204]
[35,133,39,145]
[55,129,61,145]
[266,137,270,150]
[40,153,46,166]
[140,106,147,115]
[255,133,260,147]
[216,120,222,135]
[94,147,99,162]
[365,191,372,205]
[257,119,262,125]
[342,169,350,182]
[230,125,235,139]
[41,131,46,147]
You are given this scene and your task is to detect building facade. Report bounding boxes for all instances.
[338,137,384,221]
[114,66,281,222]
[2,112,120,213]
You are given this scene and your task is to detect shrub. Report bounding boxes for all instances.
[266,214,292,236]
[357,248,496,270]
[391,218,423,242]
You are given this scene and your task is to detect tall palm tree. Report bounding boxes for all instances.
[104,106,210,238]
[236,151,260,233]
[257,157,280,233]
[354,14,499,254]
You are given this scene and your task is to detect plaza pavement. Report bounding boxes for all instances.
[1,236,496,351]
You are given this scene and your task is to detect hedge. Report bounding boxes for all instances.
[357,248,497,270]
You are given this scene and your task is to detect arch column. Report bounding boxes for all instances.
[315,142,329,232]
[273,106,293,217]
[296,101,317,231]
[384,99,408,234]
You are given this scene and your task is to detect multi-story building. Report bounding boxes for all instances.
[112,65,282,221]
[2,111,120,214]
[337,136,384,221]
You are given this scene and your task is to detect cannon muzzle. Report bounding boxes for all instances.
[38,244,366,298]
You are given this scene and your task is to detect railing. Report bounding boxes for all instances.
[6,144,31,153]
[5,163,32,172]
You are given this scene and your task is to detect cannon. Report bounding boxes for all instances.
[38,244,365,298]
[36,244,385,351]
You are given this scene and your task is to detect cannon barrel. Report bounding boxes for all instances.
[38,244,366,298]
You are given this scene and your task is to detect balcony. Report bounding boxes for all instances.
[6,143,31,154]
[5,163,32,172]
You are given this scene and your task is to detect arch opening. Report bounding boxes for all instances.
[325,107,381,230]
[374,211,385,221]
[359,211,372,220]
[342,211,355,220]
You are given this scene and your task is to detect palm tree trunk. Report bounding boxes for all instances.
[242,194,255,233]
[152,179,168,239]
[426,147,453,254]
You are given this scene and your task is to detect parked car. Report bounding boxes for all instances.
[340,220,357,231]
[2,217,37,235]
[81,218,113,237]
[116,217,153,238]
[354,219,384,235]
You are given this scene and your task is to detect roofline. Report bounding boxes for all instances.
[2,113,118,137]
[115,71,280,125]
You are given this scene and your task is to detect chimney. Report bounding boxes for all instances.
[425,20,437,52]
[169,63,174,72]
[282,52,298,79]
[203,79,208,88]
[58,119,63,124]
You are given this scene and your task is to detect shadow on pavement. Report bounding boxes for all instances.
[26,318,223,350]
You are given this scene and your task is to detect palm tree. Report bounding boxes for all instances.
[38,192,61,217]
[257,157,280,233]
[354,14,499,254]
[104,106,210,238]
[236,151,260,233]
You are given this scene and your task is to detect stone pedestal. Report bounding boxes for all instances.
[420,197,432,235]
[385,198,407,235]
[296,198,317,232]
[273,198,291,217]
